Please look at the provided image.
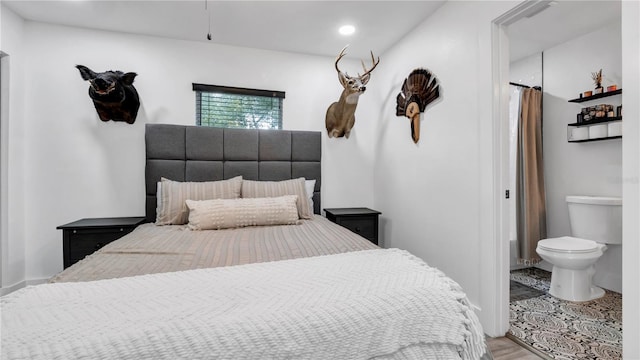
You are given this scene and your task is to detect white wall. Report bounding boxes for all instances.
[365,0,517,332]
[510,53,542,88]
[0,5,27,294]
[621,1,640,358]
[9,19,376,282]
[540,21,622,292]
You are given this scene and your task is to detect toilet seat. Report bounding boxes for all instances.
[538,236,600,254]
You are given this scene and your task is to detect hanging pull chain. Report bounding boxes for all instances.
[205,0,212,40]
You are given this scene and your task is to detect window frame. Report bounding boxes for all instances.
[193,83,285,130]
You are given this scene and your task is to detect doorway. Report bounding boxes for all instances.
[492,1,624,358]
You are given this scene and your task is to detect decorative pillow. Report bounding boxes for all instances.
[241,178,312,219]
[305,179,316,215]
[156,176,243,225]
[186,195,300,230]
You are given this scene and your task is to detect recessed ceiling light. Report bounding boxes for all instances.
[339,25,355,36]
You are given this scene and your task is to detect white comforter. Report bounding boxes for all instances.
[1,249,485,360]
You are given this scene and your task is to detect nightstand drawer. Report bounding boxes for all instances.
[67,228,135,263]
[58,217,146,269]
[324,208,381,245]
[337,217,376,241]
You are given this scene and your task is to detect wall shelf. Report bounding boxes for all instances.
[567,116,622,127]
[567,117,622,143]
[567,89,622,143]
[568,136,621,143]
[568,89,622,103]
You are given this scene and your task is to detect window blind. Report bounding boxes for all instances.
[193,83,285,130]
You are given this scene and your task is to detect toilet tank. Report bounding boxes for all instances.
[566,196,622,244]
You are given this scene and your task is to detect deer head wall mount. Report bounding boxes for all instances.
[325,46,380,139]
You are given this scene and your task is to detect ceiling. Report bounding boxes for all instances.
[3,0,621,61]
[508,0,621,62]
[3,0,445,59]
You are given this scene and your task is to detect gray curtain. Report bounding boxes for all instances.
[516,87,547,265]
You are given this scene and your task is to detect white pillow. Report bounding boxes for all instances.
[186,195,300,230]
[305,179,316,215]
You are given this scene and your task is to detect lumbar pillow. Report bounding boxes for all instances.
[186,195,300,230]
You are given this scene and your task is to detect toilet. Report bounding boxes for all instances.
[536,195,622,302]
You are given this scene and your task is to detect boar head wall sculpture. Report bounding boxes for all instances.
[76,65,140,124]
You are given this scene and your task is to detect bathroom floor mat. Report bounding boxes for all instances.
[509,268,622,360]
[510,280,545,302]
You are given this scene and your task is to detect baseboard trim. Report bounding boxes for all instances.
[26,277,49,286]
[1,277,49,296]
[0,280,26,296]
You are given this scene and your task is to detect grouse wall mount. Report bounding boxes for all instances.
[76,65,140,124]
[395,68,440,143]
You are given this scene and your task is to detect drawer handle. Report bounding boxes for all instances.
[355,227,361,232]
[94,243,105,250]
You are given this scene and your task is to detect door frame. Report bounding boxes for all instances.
[487,0,554,337]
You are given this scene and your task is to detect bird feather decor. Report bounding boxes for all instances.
[395,68,440,143]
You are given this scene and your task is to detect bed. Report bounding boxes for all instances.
[1,125,489,360]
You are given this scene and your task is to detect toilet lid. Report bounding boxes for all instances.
[538,236,599,253]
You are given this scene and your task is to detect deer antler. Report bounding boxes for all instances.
[335,46,380,79]
[358,51,380,78]
[335,45,349,74]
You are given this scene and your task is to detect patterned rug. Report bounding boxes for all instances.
[509,268,622,360]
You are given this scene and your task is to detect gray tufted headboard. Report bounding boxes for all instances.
[145,124,322,223]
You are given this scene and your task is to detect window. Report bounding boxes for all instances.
[193,83,285,129]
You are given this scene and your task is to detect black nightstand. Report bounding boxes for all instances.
[324,208,381,245]
[57,217,146,269]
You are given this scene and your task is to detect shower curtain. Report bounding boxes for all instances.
[516,87,547,265]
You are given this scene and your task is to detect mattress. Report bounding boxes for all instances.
[30,216,491,359]
[51,215,377,282]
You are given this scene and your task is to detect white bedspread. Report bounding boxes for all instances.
[1,249,485,360]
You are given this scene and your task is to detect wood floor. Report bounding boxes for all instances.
[487,336,545,360]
